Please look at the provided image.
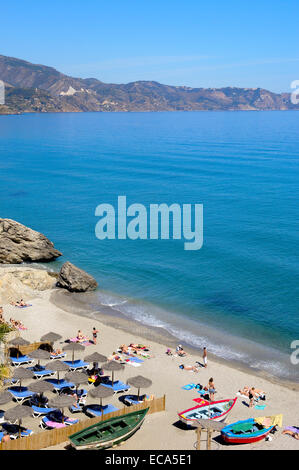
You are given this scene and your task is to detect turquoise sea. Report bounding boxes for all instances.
[0,111,298,381]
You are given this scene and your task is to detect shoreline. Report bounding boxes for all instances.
[50,288,299,393]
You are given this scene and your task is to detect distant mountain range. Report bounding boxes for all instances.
[0,54,297,114]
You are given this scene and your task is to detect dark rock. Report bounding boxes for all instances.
[0,219,62,264]
[57,261,98,292]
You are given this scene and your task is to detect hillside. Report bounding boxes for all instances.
[0,54,297,114]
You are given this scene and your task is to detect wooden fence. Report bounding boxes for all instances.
[0,395,166,451]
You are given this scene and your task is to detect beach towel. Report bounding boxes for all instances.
[16,304,32,308]
[255,404,266,410]
[181,383,195,390]
[127,360,142,367]
[192,398,210,405]
[127,356,144,363]
[284,426,299,433]
[255,414,283,428]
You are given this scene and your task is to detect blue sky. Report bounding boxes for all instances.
[1,0,299,92]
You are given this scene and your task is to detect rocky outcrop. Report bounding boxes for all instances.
[0,267,58,305]
[57,261,98,292]
[0,219,62,264]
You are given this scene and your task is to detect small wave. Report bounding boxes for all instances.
[101,300,128,308]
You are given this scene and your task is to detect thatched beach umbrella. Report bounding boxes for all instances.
[29,349,51,365]
[84,352,107,364]
[84,352,107,372]
[101,361,124,384]
[62,343,85,363]
[27,380,54,405]
[4,404,33,438]
[0,390,13,406]
[40,332,62,343]
[127,375,152,400]
[44,360,69,381]
[89,385,114,409]
[64,371,89,394]
[8,337,30,358]
[12,367,34,391]
[48,395,75,424]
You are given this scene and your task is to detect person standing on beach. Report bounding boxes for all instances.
[203,347,207,368]
[92,327,99,345]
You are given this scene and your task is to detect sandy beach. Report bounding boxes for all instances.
[1,286,298,451]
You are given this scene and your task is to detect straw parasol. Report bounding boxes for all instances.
[89,385,114,409]
[84,352,107,364]
[4,404,33,438]
[127,375,152,400]
[8,337,30,358]
[12,367,34,390]
[28,349,51,365]
[101,361,124,384]
[48,395,75,424]
[44,360,69,381]
[9,337,30,347]
[40,332,62,343]
[27,380,54,405]
[62,343,85,363]
[0,391,13,406]
[64,371,89,394]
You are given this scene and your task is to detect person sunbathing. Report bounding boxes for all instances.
[11,299,29,307]
[76,330,89,343]
[239,386,265,399]
[176,345,188,356]
[108,352,122,361]
[282,429,299,440]
[179,364,199,372]
[51,348,63,356]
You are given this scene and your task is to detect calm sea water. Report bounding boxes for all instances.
[0,111,298,381]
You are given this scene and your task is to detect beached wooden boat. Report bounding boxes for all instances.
[221,418,275,444]
[178,398,237,426]
[69,408,149,450]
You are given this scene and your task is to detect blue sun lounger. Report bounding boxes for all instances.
[2,423,33,438]
[85,404,119,417]
[101,380,130,394]
[27,366,55,379]
[45,378,75,392]
[49,353,66,360]
[0,432,3,442]
[31,405,57,418]
[123,394,149,406]
[40,413,79,429]
[10,355,34,367]
[7,387,34,404]
[63,359,89,370]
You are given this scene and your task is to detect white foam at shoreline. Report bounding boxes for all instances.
[86,289,298,382]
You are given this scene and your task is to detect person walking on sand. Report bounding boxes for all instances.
[92,327,99,345]
[203,347,207,368]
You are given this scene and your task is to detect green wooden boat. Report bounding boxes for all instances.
[69,408,149,450]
